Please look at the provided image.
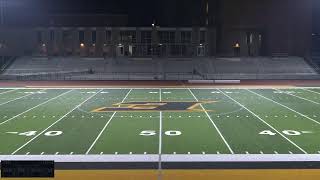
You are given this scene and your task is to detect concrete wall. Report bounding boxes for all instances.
[217,0,312,57]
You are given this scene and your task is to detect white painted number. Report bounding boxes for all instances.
[16,131,63,137]
[19,131,37,137]
[44,131,63,136]
[282,130,301,136]
[165,131,182,136]
[259,130,276,136]
[140,130,156,136]
[140,130,182,136]
[259,130,306,136]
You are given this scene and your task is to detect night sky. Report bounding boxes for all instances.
[3,0,319,29]
[313,0,320,33]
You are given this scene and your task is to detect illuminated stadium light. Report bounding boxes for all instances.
[92,43,96,47]
[80,43,85,47]
[42,43,46,47]
[234,43,240,48]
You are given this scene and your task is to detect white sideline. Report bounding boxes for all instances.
[303,88,320,95]
[273,88,320,105]
[0,90,72,126]
[12,89,103,155]
[218,89,307,154]
[0,89,18,95]
[0,87,320,90]
[0,89,46,106]
[247,89,320,126]
[188,88,234,154]
[1,154,320,163]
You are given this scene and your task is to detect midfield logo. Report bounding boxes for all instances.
[92,101,216,112]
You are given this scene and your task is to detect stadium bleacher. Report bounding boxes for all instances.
[1,56,318,80]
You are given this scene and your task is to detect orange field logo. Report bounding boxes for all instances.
[92,101,215,112]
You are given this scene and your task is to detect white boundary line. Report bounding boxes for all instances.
[85,89,133,154]
[2,154,320,162]
[0,89,18,95]
[0,89,46,106]
[0,87,320,90]
[273,88,320,105]
[218,89,308,154]
[247,89,320,126]
[0,90,72,126]
[12,89,103,155]
[188,88,234,154]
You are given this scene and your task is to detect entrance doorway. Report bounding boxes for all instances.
[246,31,265,56]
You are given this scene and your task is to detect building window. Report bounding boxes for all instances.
[92,31,96,44]
[181,31,191,43]
[159,31,175,44]
[141,31,151,44]
[120,31,136,43]
[50,30,55,41]
[106,30,112,43]
[37,31,43,44]
[200,31,206,44]
[79,30,85,43]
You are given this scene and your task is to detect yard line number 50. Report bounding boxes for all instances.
[140,130,182,136]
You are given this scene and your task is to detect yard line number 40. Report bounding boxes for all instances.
[8,131,63,137]
[259,130,312,136]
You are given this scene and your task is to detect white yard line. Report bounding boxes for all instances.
[85,89,133,154]
[273,88,320,105]
[0,90,73,126]
[12,89,102,155]
[247,89,320,126]
[0,89,18,95]
[158,88,163,180]
[0,89,46,106]
[219,89,307,154]
[188,88,234,154]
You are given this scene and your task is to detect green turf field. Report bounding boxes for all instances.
[0,87,320,156]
